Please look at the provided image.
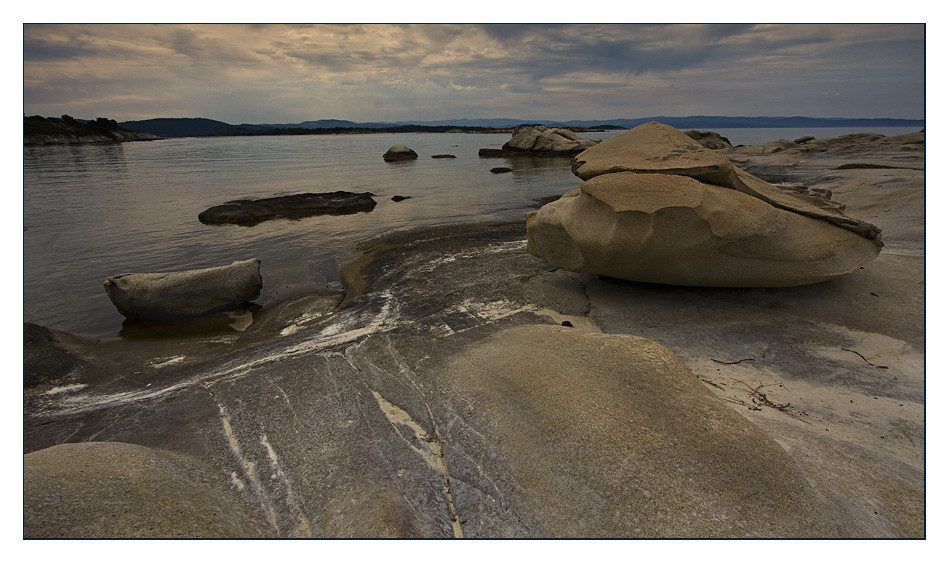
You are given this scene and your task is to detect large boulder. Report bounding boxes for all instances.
[527,122,883,287]
[501,125,597,155]
[199,191,376,225]
[103,259,263,319]
[527,173,880,287]
[383,144,419,162]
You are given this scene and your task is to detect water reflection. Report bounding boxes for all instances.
[25,133,586,337]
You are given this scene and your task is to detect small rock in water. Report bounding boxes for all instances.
[490,167,513,174]
[391,195,412,202]
[383,144,418,162]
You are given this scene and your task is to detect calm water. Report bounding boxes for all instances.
[23,126,921,337]
[24,132,586,337]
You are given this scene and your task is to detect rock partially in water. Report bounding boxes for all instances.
[103,259,263,320]
[383,144,419,162]
[490,167,513,174]
[23,323,86,387]
[683,129,733,149]
[502,125,597,155]
[198,191,376,226]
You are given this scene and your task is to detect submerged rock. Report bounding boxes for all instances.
[383,144,419,162]
[527,122,882,287]
[103,259,262,319]
[199,191,376,225]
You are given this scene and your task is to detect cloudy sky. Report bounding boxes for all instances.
[22,23,925,124]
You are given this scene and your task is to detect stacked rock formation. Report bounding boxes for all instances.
[526,122,882,287]
[503,125,597,155]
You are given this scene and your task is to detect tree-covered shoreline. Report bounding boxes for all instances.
[24,115,160,146]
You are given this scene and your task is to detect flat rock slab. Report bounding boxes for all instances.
[198,191,376,225]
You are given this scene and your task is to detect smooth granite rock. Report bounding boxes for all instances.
[24,442,267,538]
[103,259,262,319]
[383,144,419,162]
[526,172,881,287]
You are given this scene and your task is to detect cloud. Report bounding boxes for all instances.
[22,23,924,123]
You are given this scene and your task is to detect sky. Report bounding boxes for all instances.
[21,22,926,125]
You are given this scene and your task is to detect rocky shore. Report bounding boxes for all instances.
[23,129,924,538]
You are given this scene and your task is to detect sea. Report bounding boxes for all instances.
[22,125,921,338]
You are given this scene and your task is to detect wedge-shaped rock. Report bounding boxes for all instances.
[527,172,881,287]
[571,121,882,244]
[103,259,262,319]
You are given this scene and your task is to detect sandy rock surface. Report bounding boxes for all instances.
[24,129,924,538]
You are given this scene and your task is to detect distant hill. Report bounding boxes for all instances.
[115,115,926,139]
[118,117,252,138]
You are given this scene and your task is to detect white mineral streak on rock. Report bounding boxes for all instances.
[371,390,463,537]
[44,383,87,395]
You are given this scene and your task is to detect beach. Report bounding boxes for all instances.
[23,129,924,538]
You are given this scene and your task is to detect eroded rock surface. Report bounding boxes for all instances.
[503,125,597,155]
[526,122,883,287]
[527,172,880,287]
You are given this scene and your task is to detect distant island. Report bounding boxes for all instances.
[24,115,162,146]
[25,113,924,143]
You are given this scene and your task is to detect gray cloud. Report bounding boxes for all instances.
[22,23,924,123]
